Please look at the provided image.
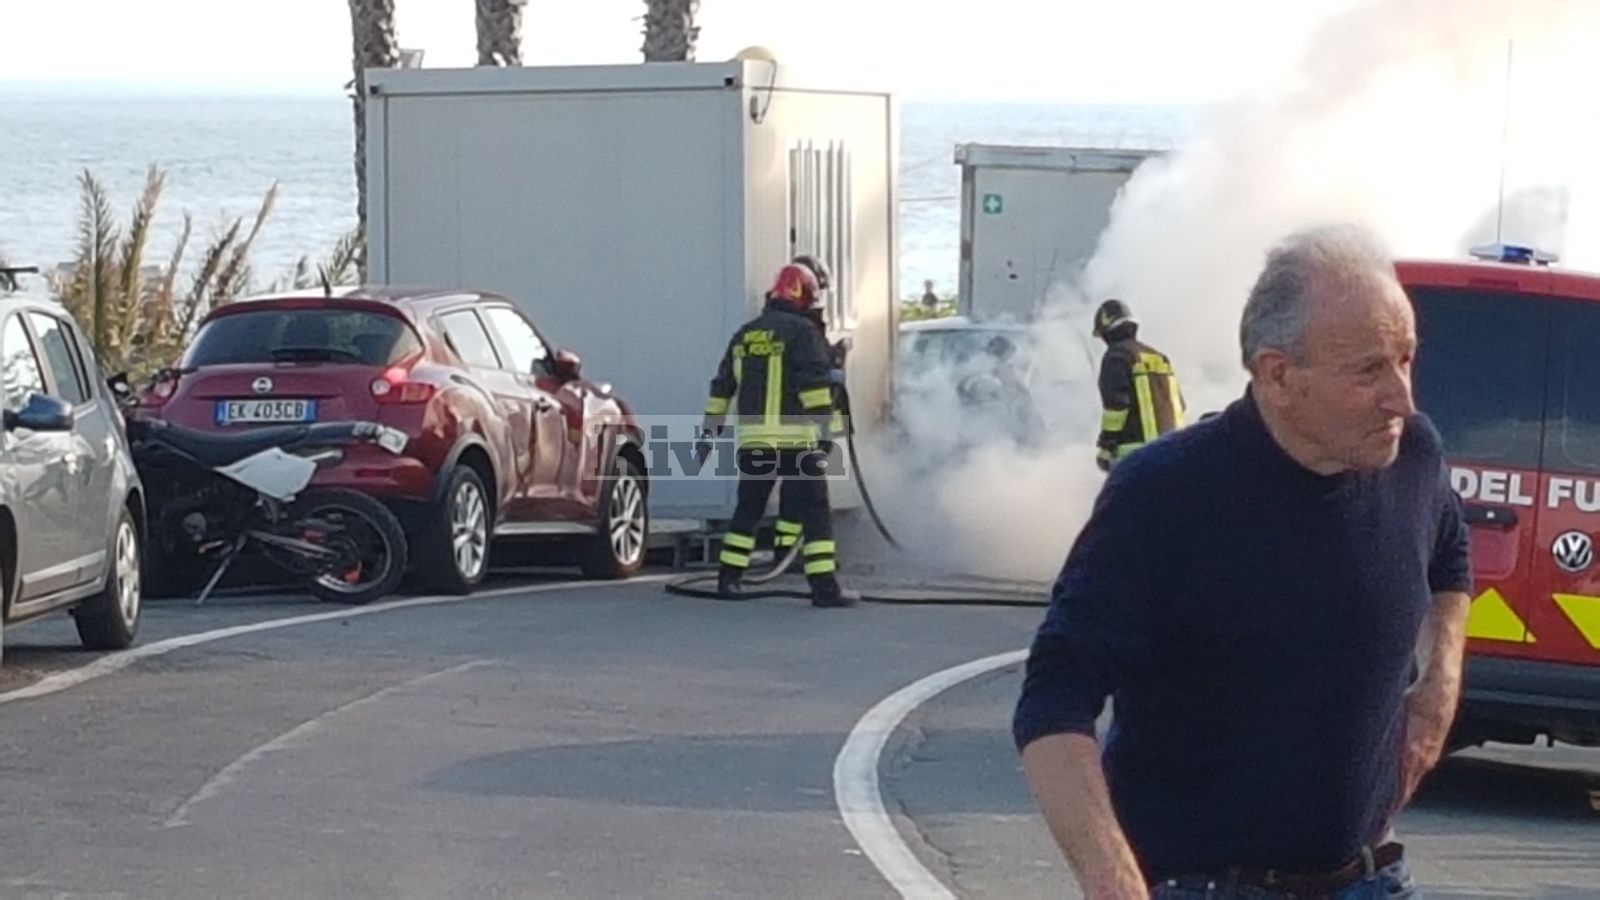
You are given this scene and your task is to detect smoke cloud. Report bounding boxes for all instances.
[857,0,1600,584]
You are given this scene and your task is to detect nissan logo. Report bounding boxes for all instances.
[1552,530,1594,574]
[252,377,273,394]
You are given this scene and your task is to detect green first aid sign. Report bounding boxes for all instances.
[982,193,1003,214]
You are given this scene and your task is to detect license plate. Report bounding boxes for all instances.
[215,399,316,424]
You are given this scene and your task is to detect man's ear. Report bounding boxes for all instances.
[1250,350,1293,401]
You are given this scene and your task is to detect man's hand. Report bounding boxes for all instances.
[1022,733,1148,900]
[1399,673,1457,806]
[1397,590,1469,809]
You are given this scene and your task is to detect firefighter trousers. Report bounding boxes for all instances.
[718,448,838,588]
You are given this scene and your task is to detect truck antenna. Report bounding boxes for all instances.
[1494,39,1514,244]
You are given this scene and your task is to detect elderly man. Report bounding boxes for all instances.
[1013,224,1471,899]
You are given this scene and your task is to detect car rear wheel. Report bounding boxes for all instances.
[75,507,142,650]
[420,466,491,595]
[578,454,648,580]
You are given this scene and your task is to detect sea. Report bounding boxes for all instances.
[0,89,1200,300]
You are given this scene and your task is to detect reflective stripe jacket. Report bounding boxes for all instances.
[704,303,835,448]
[1097,336,1185,461]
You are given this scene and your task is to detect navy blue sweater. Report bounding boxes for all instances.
[1013,389,1471,881]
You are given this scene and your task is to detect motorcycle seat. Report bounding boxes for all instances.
[134,420,372,468]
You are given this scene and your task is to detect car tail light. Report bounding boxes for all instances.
[372,366,436,404]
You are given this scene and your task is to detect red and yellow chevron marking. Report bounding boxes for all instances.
[1465,587,1600,653]
[1552,594,1600,650]
[1466,588,1536,643]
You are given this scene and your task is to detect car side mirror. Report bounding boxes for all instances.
[551,349,581,380]
[4,393,74,432]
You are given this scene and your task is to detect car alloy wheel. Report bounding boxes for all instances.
[451,479,489,581]
[115,517,141,626]
[608,470,646,567]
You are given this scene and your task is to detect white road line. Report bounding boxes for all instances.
[163,659,493,828]
[833,649,1028,900]
[0,574,669,706]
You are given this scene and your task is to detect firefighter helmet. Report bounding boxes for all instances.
[791,254,832,292]
[768,263,821,312]
[1093,299,1138,339]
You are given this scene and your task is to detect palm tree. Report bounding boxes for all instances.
[347,0,400,279]
[53,166,278,379]
[641,0,700,62]
[476,0,525,66]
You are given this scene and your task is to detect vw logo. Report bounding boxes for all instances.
[1552,530,1594,574]
[252,377,273,394]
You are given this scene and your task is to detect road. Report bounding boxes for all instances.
[887,666,1600,899]
[0,569,1595,899]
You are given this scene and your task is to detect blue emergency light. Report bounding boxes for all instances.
[1469,242,1559,266]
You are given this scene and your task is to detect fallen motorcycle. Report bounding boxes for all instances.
[119,402,411,606]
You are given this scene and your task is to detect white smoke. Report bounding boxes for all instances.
[852,316,1107,584]
[1084,0,1600,410]
[855,0,1600,584]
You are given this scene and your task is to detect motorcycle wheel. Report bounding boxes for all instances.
[289,488,409,605]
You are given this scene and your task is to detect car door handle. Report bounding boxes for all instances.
[1463,503,1518,529]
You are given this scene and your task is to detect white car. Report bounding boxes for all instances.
[891,317,1064,457]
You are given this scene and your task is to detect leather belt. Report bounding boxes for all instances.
[1220,842,1405,896]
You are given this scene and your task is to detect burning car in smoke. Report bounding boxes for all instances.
[889,315,1096,462]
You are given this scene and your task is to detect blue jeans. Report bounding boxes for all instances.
[1150,859,1417,899]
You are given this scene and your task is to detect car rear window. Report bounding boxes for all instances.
[1409,285,1547,469]
[184,308,421,367]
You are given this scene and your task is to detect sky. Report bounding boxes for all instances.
[0,0,1352,104]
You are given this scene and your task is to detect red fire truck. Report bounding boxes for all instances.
[1401,242,1600,749]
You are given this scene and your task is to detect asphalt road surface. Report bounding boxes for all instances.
[1,569,1595,899]
[889,666,1600,899]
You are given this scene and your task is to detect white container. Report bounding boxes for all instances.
[955,143,1162,321]
[363,61,898,520]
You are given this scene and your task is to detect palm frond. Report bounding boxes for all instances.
[112,166,167,358]
[117,166,165,309]
[215,182,278,303]
[272,255,313,292]
[321,226,363,286]
[151,211,194,341]
[73,169,121,353]
[182,219,242,334]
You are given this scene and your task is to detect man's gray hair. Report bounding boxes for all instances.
[1239,224,1396,368]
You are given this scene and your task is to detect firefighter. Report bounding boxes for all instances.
[775,255,848,565]
[702,263,851,607]
[1092,298,1185,471]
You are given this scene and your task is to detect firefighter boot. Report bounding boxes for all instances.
[716,565,747,601]
[808,573,854,608]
